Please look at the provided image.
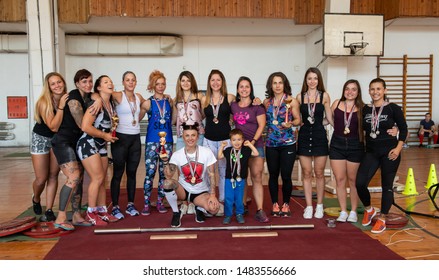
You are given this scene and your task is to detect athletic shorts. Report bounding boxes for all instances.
[77,136,108,161]
[52,142,79,165]
[329,135,364,163]
[30,132,52,155]
[183,189,208,203]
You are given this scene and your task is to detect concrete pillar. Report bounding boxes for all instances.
[26,0,57,124]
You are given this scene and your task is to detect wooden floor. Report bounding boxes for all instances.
[0,145,438,260]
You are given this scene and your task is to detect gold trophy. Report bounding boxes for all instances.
[283,96,293,125]
[158,131,169,161]
[111,115,119,137]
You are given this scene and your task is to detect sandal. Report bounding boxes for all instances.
[54,222,75,231]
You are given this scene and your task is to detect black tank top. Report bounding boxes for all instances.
[204,96,231,141]
[333,101,359,138]
[33,117,54,138]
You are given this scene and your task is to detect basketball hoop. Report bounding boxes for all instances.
[349,42,369,55]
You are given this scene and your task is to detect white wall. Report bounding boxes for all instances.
[0,53,31,147]
[65,35,306,101]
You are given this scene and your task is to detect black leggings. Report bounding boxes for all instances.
[265,144,296,205]
[110,132,141,206]
[355,144,401,215]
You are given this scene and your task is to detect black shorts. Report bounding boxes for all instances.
[51,142,80,165]
[329,134,364,163]
[184,189,208,203]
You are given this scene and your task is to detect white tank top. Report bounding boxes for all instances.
[115,91,141,135]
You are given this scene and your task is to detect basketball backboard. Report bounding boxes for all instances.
[323,13,384,56]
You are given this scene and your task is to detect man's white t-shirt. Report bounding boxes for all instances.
[169,145,217,194]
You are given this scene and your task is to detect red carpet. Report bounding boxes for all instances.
[45,187,403,260]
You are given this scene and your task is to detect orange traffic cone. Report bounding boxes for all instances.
[402,168,418,196]
[425,164,438,189]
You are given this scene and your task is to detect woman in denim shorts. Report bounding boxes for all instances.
[31,72,68,222]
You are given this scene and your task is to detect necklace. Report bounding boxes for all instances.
[102,98,118,136]
[306,92,319,124]
[343,101,356,135]
[272,94,285,125]
[124,91,137,126]
[184,146,199,184]
[210,95,223,124]
[153,96,167,124]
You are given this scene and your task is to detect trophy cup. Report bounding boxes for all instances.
[158,131,169,162]
[283,96,293,125]
[111,115,119,137]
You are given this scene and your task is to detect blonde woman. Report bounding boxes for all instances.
[31,72,68,222]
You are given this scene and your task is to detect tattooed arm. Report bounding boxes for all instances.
[68,99,85,129]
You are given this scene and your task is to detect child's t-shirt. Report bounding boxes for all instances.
[223,146,252,180]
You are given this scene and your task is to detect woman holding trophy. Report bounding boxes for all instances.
[263,72,301,217]
[77,75,119,226]
[140,70,174,216]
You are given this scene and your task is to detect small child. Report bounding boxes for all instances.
[218,129,259,224]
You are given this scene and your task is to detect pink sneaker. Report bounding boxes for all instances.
[86,211,107,226]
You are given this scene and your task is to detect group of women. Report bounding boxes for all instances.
[30,66,407,234]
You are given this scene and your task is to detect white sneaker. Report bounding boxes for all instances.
[336,211,348,222]
[187,203,195,214]
[180,203,188,215]
[303,206,313,219]
[347,211,358,223]
[314,204,324,219]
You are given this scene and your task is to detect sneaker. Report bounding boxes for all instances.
[236,214,245,224]
[171,211,182,228]
[347,211,358,223]
[223,216,231,224]
[187,203,195,214]
[243,205,249,215]
[303,206,313,219]
[196,206,213,217]
[32,195,42,215]
[195,207,205,223]
[111,206,125,220]
[336,211,348,222]
[180,203,188,215]
[141,204,151,216]
[280,203,291,217]
[271,202,280,216]
[86,211,107,226]
[255,209,269,223]
[215,203,224,217]
[361,207,377,226]
[156,201,168,214]
[125,203,139,216]
[314,204,324,219]
[39,209,56,222]
[98,211,119,223]
[371,218,386,234]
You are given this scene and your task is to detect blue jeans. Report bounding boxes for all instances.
[224,178,245,216]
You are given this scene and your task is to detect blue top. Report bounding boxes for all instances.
[265,96,295,147]
[146,96,173,143]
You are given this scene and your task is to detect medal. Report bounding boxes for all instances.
[370,132,377,139]
[185,146,199,185]
[370,101,386,139]
[230,148,242,183]
[211,95,223,126]
[125,91,138,127]
[230,178,235,183]
[376,130,380,135]
[272,94,285,127]
[236,177,242,182]
[153,96,167,126]
[343,101,355,136]
[182,93,192,123]
[182,114,188,122]
[306,92,318,125]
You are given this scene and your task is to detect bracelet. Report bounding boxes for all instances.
[252,139,257,142]
[58,107,64,110]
